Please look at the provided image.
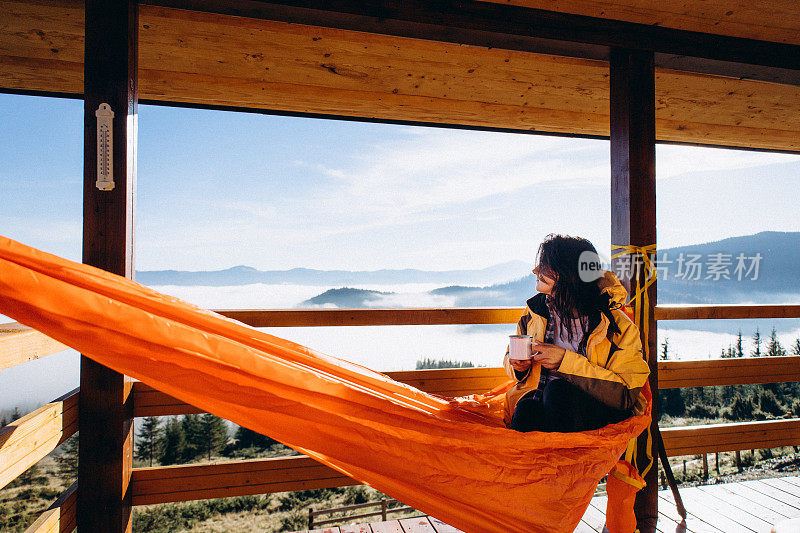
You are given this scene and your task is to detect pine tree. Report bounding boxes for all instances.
[11,407,21,421]
[181,414,203,462]
[766,327,786,357]
[792,338,800,356]
[660,338,669,361]
[136,416,164,467]
[160,417,186,465]
[751,328,762,357]
[56,434,79,482]
[0,415,7,428]
[234,425,277,450]
[199,414,229,460]
[736,330,744,357]
[720,344,736,359]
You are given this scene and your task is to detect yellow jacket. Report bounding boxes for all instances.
[503,270,650,425]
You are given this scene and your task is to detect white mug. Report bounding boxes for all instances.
[509,335,533,360]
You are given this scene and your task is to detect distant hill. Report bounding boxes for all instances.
[302,288,391,308]
[136,260,532,287]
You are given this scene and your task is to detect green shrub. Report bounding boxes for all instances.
[724,394,757,421]
[277,493,303,512]
[15,488,38,500]
[132,495,271,532]
[791,399,800,417]
[344,486,369,505]
[759,391,786,417]
[37,488,61,500]
[279,510,307,532]
[686,403,718,419]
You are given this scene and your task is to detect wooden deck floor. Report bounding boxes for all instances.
[291,476,800,533]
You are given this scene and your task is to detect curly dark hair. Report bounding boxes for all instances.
[535,234,620,347]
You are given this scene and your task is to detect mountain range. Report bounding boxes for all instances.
[299,231,800,308]
[136,260,532,287]
[137,231,800,308]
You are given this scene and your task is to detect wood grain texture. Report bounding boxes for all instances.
[215,308,525,327]
[658,356,800,389]
[131,367,511,416]
[79,0,136,530]
[655,304,800,320]
[0,323,68,371]
[1,1,799,150]
[483,0,800,46]
[399,517,437,533]
[131,456,358,505]
[370,522,404,533]
[0,389,77,491]
[609,47,658,522]
[661,418,800,456]
[132,356,798,416]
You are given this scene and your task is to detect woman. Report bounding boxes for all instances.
[504,234,650,433]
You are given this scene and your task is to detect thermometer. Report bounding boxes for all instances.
[95,103,115,191]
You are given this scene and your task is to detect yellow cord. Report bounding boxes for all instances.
[611,243,657,478]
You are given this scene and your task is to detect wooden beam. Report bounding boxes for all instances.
[481,0,800,47]
[610,47,658,524]
[3,2,800,151]
[662,419,800,456]
[0,323,67,371]
[0,389,78,491]
[132,357,800,416]
[659,356,800,389]
[143,0,800,77]
[216,308,524,327]
[127,419,800,505]
[132,367,511,416]
[655,304,800,321]
[23,481,77,533]
[79,0,136,531]
[131,455,357,505]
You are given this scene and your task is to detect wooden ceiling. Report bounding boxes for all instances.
[1,0,799,151]
[483,0,800,45]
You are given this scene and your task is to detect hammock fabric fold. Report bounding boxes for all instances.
[0,236,650,533]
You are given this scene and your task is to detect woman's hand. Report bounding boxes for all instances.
[531,341,566,370]
[509,358,532,373]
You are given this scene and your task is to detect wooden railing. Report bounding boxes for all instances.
[0,388,78,491]
[0,323,67,371]
[24,482,77,533]
[3,302,800,526]
[309,497,417,529]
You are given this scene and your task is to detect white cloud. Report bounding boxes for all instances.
[656,144,799,180]
[312,130,609,219]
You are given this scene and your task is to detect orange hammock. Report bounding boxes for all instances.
[0,236,650,533]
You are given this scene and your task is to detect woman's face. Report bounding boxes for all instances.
[533,264,556,295]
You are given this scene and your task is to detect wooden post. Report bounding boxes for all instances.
[736,450,742,472]
[610,47,657,529]
[702,454,709,480]
[308,507,314,529]
[715,452,720,474]
[381,497,388,521]
[79,1,137,531]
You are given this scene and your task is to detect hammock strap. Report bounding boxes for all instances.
[611,243,656,480]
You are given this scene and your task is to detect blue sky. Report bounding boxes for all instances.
[2,93,799,272]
